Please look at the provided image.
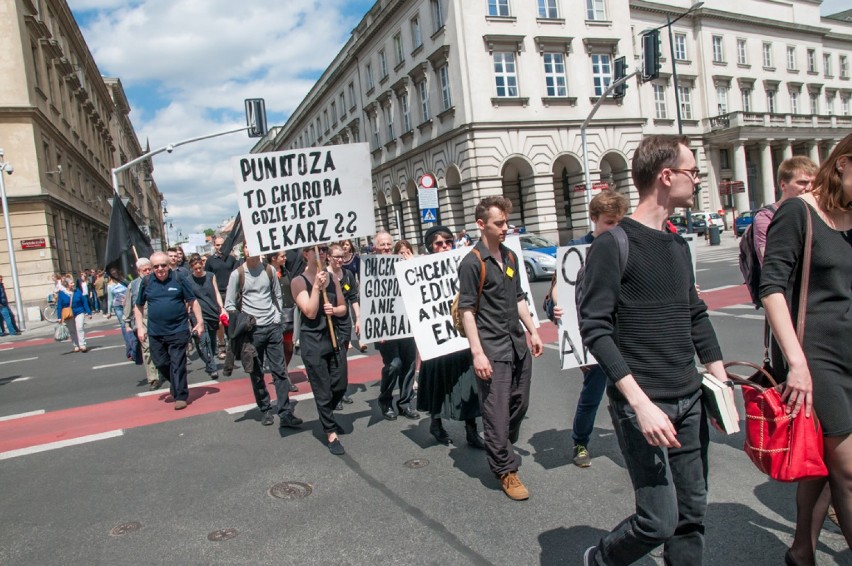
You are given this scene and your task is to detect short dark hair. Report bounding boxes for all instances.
[631,135,690,195]
[188,253,203,266]
[474,196,512,222]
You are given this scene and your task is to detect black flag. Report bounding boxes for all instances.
[104,193,153,279]
[220,213,243,257]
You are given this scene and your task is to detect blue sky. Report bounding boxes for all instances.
[67,0,849,239]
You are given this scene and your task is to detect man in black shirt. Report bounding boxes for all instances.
[458,196,543,501]
[206,236,237,357]
[579,136,733,565]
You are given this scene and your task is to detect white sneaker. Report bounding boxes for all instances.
[583,546,598,566]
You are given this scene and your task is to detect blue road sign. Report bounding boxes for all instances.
[421,208,437,223]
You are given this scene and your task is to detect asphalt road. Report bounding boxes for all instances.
[1,238,848,566]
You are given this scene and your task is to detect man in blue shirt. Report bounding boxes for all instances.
[0,275,20,336]
[135,251,203,410]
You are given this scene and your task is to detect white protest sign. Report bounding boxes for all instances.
[186,233,207,253]
[232,143,375,256]
[395,247,473,361]
[504,235,541,329]
[359,254,413,344]
[555,243,596,370]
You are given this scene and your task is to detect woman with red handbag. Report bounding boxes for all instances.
[761,133,852,565]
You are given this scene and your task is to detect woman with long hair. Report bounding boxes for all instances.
[56,276,92,352]
[415,226,485,449]
[339,239,360,279]
[761,134,852,565]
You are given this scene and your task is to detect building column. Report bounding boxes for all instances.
[703,145,722,213]
[523,174,560,243]
[732,142,751,213]
[782,141,793,161]
[808,141,820,165]
[759,142,776,206]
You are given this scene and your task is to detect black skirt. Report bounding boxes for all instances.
[416,349,481,421]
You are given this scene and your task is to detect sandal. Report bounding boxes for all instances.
[73,347,80,353]
[80,347,87,353]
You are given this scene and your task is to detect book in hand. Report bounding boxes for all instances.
[702,373,740,434]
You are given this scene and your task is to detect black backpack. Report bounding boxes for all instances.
[738,204,777,309]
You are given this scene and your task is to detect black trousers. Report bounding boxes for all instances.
[149,330,190,402]
[377,337,416,412]
[302,348,347,433]
[248,323,293,416]
[476,351,532,476]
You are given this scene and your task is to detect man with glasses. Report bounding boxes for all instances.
[206,236,237,359]
[134,251,203,409]
[224,242,301,429]
[580,136,730,565]
[125,258,162,390]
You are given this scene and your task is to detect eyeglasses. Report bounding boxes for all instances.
[330,255,345,260]
[669,168,701,180]
[432,239,452,249]
[152,263,169,269]
[318,247,328,253]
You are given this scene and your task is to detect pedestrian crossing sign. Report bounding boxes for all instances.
[421,208,437,222]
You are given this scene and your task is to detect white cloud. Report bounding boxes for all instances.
[68,0,367,237]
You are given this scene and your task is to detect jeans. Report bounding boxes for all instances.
[572,365,608,447]
[247,323,293,417]
[192,320,219,375]
[595,387,709,566]
[113,306,128,344]
[0,305,17,335]
[149,330,191,402]
[377,337,417,412]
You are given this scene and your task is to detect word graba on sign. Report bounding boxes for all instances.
[362,256,411,340]
[403,254,463,345]
[238,150,357,250]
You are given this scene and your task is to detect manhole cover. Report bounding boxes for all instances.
[109,522,142,536]
[207,528,238,542]
[403,458,429,469]
[269,481,312,500]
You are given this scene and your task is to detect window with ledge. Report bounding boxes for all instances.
[370,115,379,149]
[716,85,729,114]
[543,53,568,97]
[384,104,395,141]
[809,91,819,114]
[586,0,606,21]
[787,46,796,70]
[339,93,346,118]
[411,16,422,50]
[431,0,444,32]
[488,0,510,17]
[737,39,748,65]
[330,102,337,125]
[823,53,831,77]
[348,83,356,109]
[309,124,315,144]
[807,49,816,73]
[379,50,388,80]
[438,64,452,111]
[493,52,519,97]
[790,90,799,114]
[841,96,849,116]
[591,53,612,97]
[418,80,431,122]
[365,63,374,91]
[740,88,752,112]
[653,84,667,119]
[538,0,558,18]
[394,34,404,66]
[825,92,835,115]
[766,89,777,113]
[677,85,693,119]
[762,43,773,68]
[712,35,724,63]
[674,33,687,61]
[400,92,411,132]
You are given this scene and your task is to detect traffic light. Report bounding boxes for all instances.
[245,98,268,138]
[613,57,627,99]
[643,30,661,80]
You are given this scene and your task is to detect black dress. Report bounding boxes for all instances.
[416,349,481,421]
[760,198,852,436]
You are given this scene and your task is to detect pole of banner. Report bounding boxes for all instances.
[314,244,338,350]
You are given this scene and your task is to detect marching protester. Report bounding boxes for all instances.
[579,135,730,565]
[225,242,302,428]
[373,230,419,422]
[135,251,203,410]
[393,239,415,258]
[761,135,852,564]
[416,225,485,449]
[266,250,300,392]
[107,269,131,354]
[549,190,628,468]
[94,269,108,315]
[57,275,92,352]
[458,196,543,501]
[0,274,21,336]
[339,239,368,352]
[187,253,225,380]
[206,236,237,359]
[124,258,161,390]
[326,242,360,407]
[291,245,349,455]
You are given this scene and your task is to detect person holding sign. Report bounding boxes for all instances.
[292,245,349,456]
[415,226,485,449]
[579,136,730,566]
[551,190,628,468]
[458,197,543,501]
[374,230,420,422]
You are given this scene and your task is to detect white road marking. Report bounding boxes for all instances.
[93,345,125,351]
[93,361,134,370]
[702,284,740,292]
[723,304,756,310]
[543,343,560,351]
[0,430,124,461]
[0,356,38,366]
[6,376,33,383]
[223,391,315,415]
[346,354,367,361]
[0,409,45,422]
[136,379,220,397]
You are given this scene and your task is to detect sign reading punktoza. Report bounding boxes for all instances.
[359,254,413,345]
[396,247,473,361]
[232,143,375,256]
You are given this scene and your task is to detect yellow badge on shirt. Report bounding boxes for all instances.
[343,283,351,291]
[506,266,515,278]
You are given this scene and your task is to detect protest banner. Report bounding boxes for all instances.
[504,235,541,329]
[359,254,413,345]
[185,233,207,254]
[395,247,473,361]
[231,143,375,256]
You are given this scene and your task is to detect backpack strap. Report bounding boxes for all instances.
[470,248,487,311]
[266,264,281,314]
[610,225,629,277]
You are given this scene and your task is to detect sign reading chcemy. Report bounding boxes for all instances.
[232,143,375,256]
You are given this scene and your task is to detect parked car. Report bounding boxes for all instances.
[692,211,725,231]
[735,210,759,236]
[668,214,707,236]
[518,233,557,281]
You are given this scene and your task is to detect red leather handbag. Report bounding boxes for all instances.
[724,206,827,482]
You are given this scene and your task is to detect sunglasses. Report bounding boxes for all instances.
[152,263,169,269]
[432,239,452,248]
[317,247,328,253]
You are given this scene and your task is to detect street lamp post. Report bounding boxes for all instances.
[0,150,27,330]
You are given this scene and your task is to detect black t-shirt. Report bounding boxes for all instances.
[206,253,237,292]
[189,272,219,323]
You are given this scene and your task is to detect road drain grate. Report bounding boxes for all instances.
[269,481,312,500]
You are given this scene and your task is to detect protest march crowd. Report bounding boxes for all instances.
[45,134,850,565]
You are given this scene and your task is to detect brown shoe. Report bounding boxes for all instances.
[174,400,188,410]
[500,471,529,501]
